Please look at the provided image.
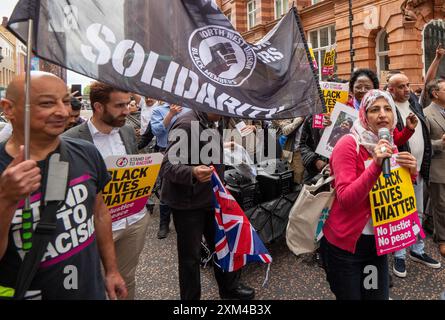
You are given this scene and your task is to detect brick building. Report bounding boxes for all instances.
[0,22,17,97]
[216,0,445,87]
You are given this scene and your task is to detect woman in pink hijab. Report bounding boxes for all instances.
[319,90,418,300]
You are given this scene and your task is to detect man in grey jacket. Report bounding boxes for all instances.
[160,110,255,300]
[425,79,445,258]
[64,82,149,299]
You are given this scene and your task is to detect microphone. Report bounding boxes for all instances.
[378,128,391,178]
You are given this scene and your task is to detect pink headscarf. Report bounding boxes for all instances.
[350,89,398,154]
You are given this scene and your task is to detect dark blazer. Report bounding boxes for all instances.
[424,102,445,184]
[299,115,329,183]
[160,110,225,211]
[395,95,432,183]
[63,122,138,155]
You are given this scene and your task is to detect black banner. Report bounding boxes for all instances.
[8,0,324,119]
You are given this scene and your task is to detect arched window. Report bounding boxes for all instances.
[376,30,390,77]
[423,20,445,77]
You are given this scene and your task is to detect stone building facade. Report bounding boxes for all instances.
[216,0,445,87]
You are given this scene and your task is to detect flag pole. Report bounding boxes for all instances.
[22,18,34,252]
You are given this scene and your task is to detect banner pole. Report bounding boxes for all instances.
[22,18,34,252]
[291,7,327,115]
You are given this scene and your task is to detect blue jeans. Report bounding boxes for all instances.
[394,175,425,259]
[320,236,389,300]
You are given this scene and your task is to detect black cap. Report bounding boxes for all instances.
[70,97,82,111]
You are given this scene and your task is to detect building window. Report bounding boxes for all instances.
[376,30,390,78]
[275,0,287,20]
[311,0,322,4]
[423,20,445,78]
[247,0,257,30]
[309,25,336,80]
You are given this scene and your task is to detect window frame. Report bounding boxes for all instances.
[376,29,390,78]
[308,25,336,80]
[247,0,257,31]
[274,0,287,20]
[422,19,445,78]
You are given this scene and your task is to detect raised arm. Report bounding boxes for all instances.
[421,46,445,105]
[280,117,305,136]
[0,147,41,260]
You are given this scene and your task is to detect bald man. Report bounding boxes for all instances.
[388,73,440,278]
[0,72,127,300]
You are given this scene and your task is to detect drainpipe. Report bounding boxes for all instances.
[349,0,354,74]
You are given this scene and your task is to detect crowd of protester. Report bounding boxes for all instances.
[1,45,445,301]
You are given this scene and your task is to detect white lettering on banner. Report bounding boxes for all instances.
[252,41,285,64]
[163,62,180,93]
[79,24,285,119]
[81,23,116,64]
[112,40,145,77]
[256,48,285,64]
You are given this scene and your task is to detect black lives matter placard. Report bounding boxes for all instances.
[369,158,425,255]
[103,153,163,222]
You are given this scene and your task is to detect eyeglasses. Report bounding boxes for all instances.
[354,86,372,92]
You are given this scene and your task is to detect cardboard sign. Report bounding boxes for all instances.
[369,157,425,256]
[320,81,350,114]
[322,48,335,76]
[103,153,163,222]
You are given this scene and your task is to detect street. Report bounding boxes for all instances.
[136,206,445,300]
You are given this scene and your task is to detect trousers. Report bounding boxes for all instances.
[172,207,240,300]
[319,235,389,300]
[112,213,151,299]
[430,182,445,244]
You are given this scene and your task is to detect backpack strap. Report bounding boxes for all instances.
[348,133,360,155]
[13,140,69,300]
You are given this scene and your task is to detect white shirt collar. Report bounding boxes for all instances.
[87,118,120,136]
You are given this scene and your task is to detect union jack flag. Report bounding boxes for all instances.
[211,168,272,272]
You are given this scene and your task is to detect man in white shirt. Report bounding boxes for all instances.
[138,96,157,135]
[64,82,150,299]
[388,73,441,278]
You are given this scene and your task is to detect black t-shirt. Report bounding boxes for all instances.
[0,137,111,300]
